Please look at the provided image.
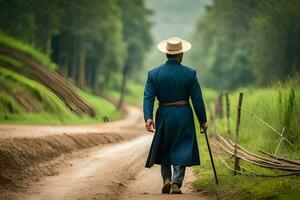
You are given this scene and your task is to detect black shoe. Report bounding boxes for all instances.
[161,180,172,194]
[171,184,182,194]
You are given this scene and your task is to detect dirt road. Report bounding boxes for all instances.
[0,105,143,139]
[1,105,214,200]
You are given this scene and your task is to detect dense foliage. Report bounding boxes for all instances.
[116,0,152,108]
[189,0,300,90]
[0,0,152,95]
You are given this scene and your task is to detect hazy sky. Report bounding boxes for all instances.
[144,0,211,68]
[146,0,211,42]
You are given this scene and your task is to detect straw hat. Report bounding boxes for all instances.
[157,37,192,54]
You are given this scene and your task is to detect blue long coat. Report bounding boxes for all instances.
[143,58,207,168]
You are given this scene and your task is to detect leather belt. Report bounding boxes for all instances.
[159,100,189,106]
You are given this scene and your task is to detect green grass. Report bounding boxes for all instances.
[193,134,300,200]
[193,81,300,200]
[0,32,57,70]
[0,54,26,69]
[215,83,300,159]
[78,89,121,122]
[104,80,144,106]
[0,67,76,124]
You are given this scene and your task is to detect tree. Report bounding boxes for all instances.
[249,0,300,85]
[56,0,126,89]
[189,0,300,90]
[29,0,62,55]
[116,0,152,109]
[0,1,36,43]
[0,0,151,96]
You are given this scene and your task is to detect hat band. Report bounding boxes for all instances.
[166,42,182,51]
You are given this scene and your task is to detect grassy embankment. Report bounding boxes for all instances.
[193,80,300,200]
[0,34,125,188]
[0,34,120,124]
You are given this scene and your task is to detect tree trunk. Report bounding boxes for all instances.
[85,58,91,87]
[117,66,127,110]
[46,35,52,57]
[71,39,78,83]
[215,93,224,118]
[92,61,100,93]
[58,35,68,78]
[78,45,85,89]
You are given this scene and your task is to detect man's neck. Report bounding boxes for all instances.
[168,58,182,63]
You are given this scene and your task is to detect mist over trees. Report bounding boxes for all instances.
[0,0,152,94]
[189,0,300,90]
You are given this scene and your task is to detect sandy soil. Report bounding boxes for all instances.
[0,105,215,200]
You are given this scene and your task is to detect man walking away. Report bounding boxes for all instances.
[143,37,208,194]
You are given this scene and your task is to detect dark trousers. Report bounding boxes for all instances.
[161,165,186,188]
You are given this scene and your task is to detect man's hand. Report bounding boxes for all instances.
[200,122,208,134]
[145,119,155,133]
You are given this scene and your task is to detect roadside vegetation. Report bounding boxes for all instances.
[0,34,120,124]
[193,80,300,200]
[103,81,144,106]
[0,67,120,125]
[190,1,300,199]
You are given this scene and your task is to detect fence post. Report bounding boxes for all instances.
[234,92,244,175]
[225,92,231,136]
[207,104,217,134]
[215,93,224,118]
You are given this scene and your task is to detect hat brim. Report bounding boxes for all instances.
[157,39,192,54]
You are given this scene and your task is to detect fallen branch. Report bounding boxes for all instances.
[216,140,300,171]
[226,137,282,165]
[251,113,294,147]
[217,134,283,165]
[274,127,285,157]
[240,165,300,177]
[219,156,243,175]
[219,156,300,177]
[259,150,300,166]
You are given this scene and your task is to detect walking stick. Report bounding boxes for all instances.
[201,129,219,184]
